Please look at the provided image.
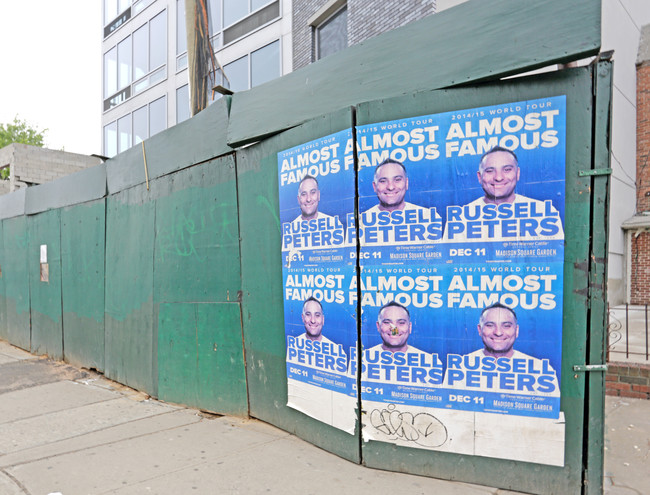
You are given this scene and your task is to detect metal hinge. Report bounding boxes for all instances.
[578,168,612,177]
[573,364,608,372]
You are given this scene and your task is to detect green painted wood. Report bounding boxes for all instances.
[584,59,613,495]
[0,222,6,341]
[157,302,248,416]
[105,185,155,395]
[60,199,106,372]
[355,68,594,494]
[106,98,232,195]
[28,209,63,359]
[236,108,360,463]
[24,163,106,215]
[1,216,30,350]
[227,0,600,146]
[152,155,241,304]
[0,188,26,220]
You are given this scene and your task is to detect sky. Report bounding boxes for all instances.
[0,1,102,156]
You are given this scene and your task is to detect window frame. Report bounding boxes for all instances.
[313,5,347,62]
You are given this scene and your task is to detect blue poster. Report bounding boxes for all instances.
[277,97,568,465]
[278,129,357,433]
[356,97,566,426]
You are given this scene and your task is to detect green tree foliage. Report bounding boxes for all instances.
[0,116,47,179]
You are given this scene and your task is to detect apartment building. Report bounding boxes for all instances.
[101,0,436,159]
[102,0,293,158]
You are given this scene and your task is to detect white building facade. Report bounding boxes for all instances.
[101,0,293,158]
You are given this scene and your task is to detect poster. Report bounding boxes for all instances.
[355,96,567,465]
[279,129,357,434]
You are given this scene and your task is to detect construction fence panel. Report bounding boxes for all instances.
[27,209,64,359]
[1,216,32,351]
[236,108,361,463]
[60,198,107,372]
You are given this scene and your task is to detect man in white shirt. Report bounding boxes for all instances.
[296,296,332,344]
[444,303,559,396]
[443,146,564,241]
[286,297,355,432]
[364,159,422,214]
[360,159,441,245]
[361,301,442,386]
[292,175,333,224]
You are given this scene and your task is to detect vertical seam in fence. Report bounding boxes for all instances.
[351,107,363,460]
[59,209,65,360]
[233,152,252,417]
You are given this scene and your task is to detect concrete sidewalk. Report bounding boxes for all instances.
[0,340,647,495]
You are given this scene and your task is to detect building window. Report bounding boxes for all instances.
[104,121,117,157]
[315,6,347,60]
[118,114,132,153]
[223,0,247,27]
[103,37,132,98]
[133,10,168,94]
[222,39,280,92]
[208,0,222,35]
[251,40,280,87]
[177,0,188,70]
[104,47,118,98]
[176,85,190,123]
[133,0,154,16]
[223,0,272,28]
[103,95,167,158]
[103,9,168,111]
[104,0,131,26]
[133,106,148,145]
[117,37,132,90]
[149,96,167,137]
[223,55,248,92]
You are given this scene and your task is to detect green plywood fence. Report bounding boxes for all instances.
[151,155,247,415]
[354,67,595,495]
[151,155,240,305]
[0,223,6,342]
[236,108,361,463]
[61,199,106,372]
[105,183,156,395]
[2,215,31,351]
[0,0,608,490]
[28,209,63,359]
[158,302,247,416]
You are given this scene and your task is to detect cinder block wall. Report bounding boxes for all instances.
[12,144,102,186]
[606,362,650,399]
[292,0,435,70]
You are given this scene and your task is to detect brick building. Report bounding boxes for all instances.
[623,24,650,304]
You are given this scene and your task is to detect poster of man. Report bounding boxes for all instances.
[443,146,564,242]
[278,129,357,433]
[354,96,566,464]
